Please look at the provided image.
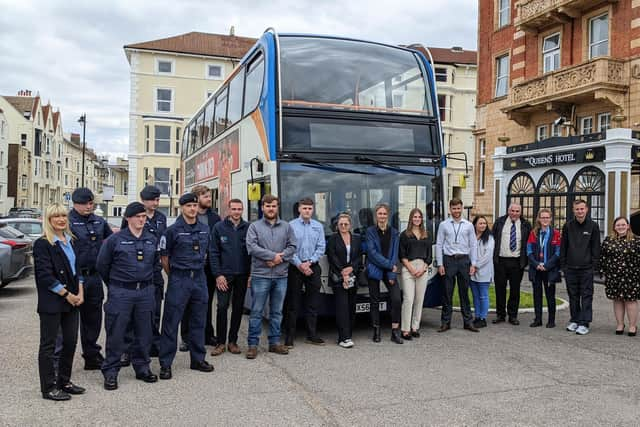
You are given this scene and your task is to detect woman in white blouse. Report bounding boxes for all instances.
[470,216,495,328]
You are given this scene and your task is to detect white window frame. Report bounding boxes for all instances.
[478,138,486,192]
[589,13,609,59]
[580,116,593,135]
[542,33,561,73]
[205,63,224,80]
[495,54,509,97]
[597,112,611,132]
[551,122,563,137]
[155,87,174,113]
[156,58,175,75]
[435,67,448,82]
[536,125,548,141]
[498,0,510,28]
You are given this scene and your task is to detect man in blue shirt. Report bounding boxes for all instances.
[158,193,214,380]
[96,202,159,390]
[68,187,113,370]
[283,197,326,347]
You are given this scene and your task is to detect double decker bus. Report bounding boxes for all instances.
[182,29,445,314]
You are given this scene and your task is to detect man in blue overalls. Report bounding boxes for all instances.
[158,193,214,380]
[120,185,167,366]
[68,188,112,370]
[96,202,159,390]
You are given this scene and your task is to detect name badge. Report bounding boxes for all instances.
[193,241,200,252]
[137,250,144,261]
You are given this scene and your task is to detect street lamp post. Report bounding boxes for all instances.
[169,174,174,216]
[78,114,87,188]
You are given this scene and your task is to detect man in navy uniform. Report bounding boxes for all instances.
[120,185,167,366]
[158,193,215,379]
[68,187,112,370]
[96,202,159,390]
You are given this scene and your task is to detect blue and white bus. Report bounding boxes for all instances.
[182,29,446,314]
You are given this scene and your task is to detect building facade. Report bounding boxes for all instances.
[475,0,640,236]
[124,31,256,216]
[0,109,9,214]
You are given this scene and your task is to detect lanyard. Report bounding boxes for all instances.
[539,229,549,261]
[452,221,462,244]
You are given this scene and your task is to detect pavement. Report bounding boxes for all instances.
[1,276,640,426]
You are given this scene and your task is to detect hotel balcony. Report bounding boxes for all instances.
[502,58,628,126]
[515,0,618,33]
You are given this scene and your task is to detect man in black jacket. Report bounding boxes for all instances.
[560,199,601,335]
[492,203,532,325]
[209,199,250,356]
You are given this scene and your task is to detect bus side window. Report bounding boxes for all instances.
[214,88,228,136]
[243,52,264,115]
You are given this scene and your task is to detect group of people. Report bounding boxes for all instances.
[33,185,637,402]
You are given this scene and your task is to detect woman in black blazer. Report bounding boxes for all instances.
[327,213,361,348]
[34,203,85,401]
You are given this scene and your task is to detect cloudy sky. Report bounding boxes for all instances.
[0,0,478,160]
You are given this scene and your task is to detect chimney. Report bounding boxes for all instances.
[451,46,463,52]
[229,25,235,36]
[70,133,81,143]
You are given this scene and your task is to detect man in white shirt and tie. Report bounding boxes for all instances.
[491,203,532,325]
[435,198,479,332]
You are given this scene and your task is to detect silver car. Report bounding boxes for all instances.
[0,218,43,241]
[0,224,33,288]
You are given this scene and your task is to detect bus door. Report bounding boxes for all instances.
[247,178,271,221]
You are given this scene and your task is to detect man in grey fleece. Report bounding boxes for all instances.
[245,194,297,359]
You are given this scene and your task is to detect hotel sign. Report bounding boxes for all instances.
[504,148,605,171]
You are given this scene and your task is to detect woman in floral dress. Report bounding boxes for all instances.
[599,216,640,336]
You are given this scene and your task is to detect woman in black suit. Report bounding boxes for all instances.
[327,213,361,348]
[34,203,85,401]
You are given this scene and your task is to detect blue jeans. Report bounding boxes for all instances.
[247,277,287,347]
[470,281,490,320]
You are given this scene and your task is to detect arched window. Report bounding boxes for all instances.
[507,172,535,223]
[570,166,605,234]
[536,169,568,231]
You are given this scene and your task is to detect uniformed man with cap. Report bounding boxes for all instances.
[68,187,113,370]
[120,185,167,366]
[96,202,159,390]
[158,193,214,379]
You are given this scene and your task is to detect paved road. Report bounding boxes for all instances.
[1,276,639,426]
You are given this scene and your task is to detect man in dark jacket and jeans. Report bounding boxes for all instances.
[492,203,532,325]
[209,199,250,356]
[560,199,601,335]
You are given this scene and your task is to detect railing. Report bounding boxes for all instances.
[507,58,627,110]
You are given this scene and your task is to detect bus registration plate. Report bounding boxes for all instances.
[355,302,387,313]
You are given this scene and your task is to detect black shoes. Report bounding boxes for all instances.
[205,336,217,346]
[492,317,506,324]
[616,325,625,335]
[120,353,131,367]
[190,360,214,372]
[372,325,381,342]
[411,330,420,338]
[546,322,556,328]
[473,319,487,329]
[390,328,404,344]
[42,389,71,401]
[61,382,86,395]
[401,332,413,341]
[437,323,451,333]
[179,341,189,352]
[305,336,326,346]
[136,372,159,383]
[530,320,543,328]
[159,367,172,380]
[464,324,480,332]
[508,318,520,326]
[104,377,118,391]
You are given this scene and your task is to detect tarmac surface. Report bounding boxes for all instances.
[1,275,639,426]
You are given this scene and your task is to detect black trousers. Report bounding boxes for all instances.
[79,272,103,360]
[494,257,524,319]
[532,271,556,323]
[39,310,79,393]
[124,278,164,354]
[181,266,216,344]
[441,255,473,325]
[565,268,593,326]
[215,274,249,344]
[283,264,322,339]
[333,283,356,342]
[368,276,401,326]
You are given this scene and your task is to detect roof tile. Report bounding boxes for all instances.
[124,31,257,59]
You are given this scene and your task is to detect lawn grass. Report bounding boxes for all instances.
[452,285,564,309]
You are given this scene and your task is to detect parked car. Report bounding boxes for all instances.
[0,224,33,288]
[0,218,43,240]
[8,207,42,219]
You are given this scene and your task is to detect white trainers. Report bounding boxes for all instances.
[566,322,578,332]
[575,325,590,335]
[338,340,354,348]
